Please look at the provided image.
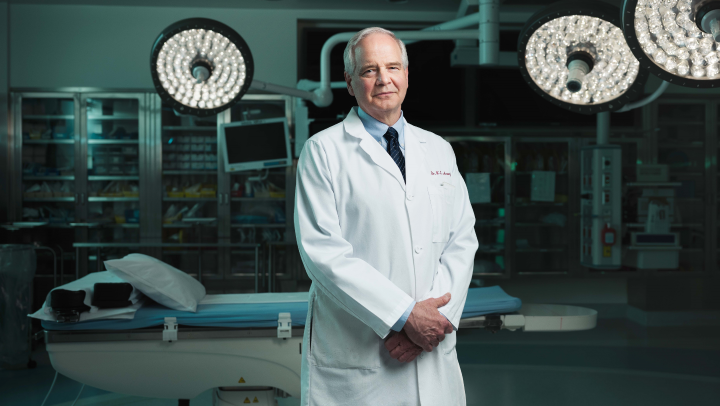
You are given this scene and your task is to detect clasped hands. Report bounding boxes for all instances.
[384,292,453,363]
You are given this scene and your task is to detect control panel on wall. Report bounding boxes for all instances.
[580,145,622,269]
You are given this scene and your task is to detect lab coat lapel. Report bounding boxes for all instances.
[403,119,427,199]
[343,109,406,191]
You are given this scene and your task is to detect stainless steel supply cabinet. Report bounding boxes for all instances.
[0,245,36,368]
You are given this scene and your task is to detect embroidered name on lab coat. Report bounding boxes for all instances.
[431,171,451,176]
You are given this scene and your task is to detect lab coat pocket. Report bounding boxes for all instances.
[428,184,454,243]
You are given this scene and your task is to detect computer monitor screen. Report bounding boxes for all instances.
[221,118,292,172]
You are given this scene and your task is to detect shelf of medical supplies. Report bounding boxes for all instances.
[42,223,74,228]
[231,197,286,202]
[517,271,568,275]
[657,119,704,125]
[87,139,139,145]
[87,115,138,120]
[163,197,217,202]
[162,223,195,228]
[88,176,139,181]
[68,223,139,229]
[475,222,505,228]
[162,126,217,131]
[67,222,100,227]
[163,170,217,175]
[23,197,75,202]
[23,114,75,120]
[0,222,49,230]
[23,139,74,144]
[515,202,567,207]
[626,182,682,187]
[669,172,705,177]
[87,197,139,202]
[7,223,92,230]
[625,223,703,228]
[658,143,705,149]
[95,223,139,228]
[515,223,566,227]
[74,243,259,248]
[515,172,567,175]
[231,224,286,228]
[626,246,683,251]
[161,250,219,255]
[23,176,75,181]
[476,248,504,254]
[515,248,566,253]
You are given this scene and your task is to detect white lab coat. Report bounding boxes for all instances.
[294,108,478,406]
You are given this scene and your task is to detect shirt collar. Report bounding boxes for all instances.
[356,106,404,147]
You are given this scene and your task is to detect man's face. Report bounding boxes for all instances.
[344,33,409,121]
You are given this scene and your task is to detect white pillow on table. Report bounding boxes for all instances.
[104,253,206,312]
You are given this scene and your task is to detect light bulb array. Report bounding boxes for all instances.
[632,0,720,79]
[155,29,247,109]
[525,15,641,105]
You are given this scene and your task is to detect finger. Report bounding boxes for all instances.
[406,331,433,352]
[435,292,451,308]
[399,349,421,363]
[389,339,413,359]
[397,349,413,362]
[384,333,402,351]
[445,323,454,334]
[389,345,405,359]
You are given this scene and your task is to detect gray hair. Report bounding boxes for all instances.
[343,27,409,76]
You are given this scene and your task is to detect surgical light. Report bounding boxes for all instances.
[150,18,254,116]
[621,0,720,87]
[518,0,649,114]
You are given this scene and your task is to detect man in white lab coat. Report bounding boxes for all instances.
[294,27,478,405]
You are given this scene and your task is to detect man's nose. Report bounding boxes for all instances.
[377,69,391,85]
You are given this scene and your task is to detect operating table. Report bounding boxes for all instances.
[42,287,597,406]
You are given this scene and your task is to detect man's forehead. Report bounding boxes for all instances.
[354,33,402,61]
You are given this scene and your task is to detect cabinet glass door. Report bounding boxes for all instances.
[513,139,571,275]
[160,103,219,279]
[82,96,142,266]
[20,96,76,226]
[656,102,706,273]
[446,137,509,278]
[226,97,291,291]
[716,102,720,270]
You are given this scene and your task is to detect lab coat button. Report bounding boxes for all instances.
[407,194,414,201]
[414,246,423,254]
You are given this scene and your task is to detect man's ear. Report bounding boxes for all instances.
[344,71,355,96]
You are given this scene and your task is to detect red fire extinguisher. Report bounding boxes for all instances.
[601,223,616,258]
[601,223,616,246]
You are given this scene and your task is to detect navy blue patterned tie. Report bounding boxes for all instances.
[383,127,405,183]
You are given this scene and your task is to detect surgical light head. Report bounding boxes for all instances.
[621,0,720,87]
[518,0,649,114]
[150,18,254,116]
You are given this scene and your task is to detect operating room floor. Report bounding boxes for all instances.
[2,318,719,406]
